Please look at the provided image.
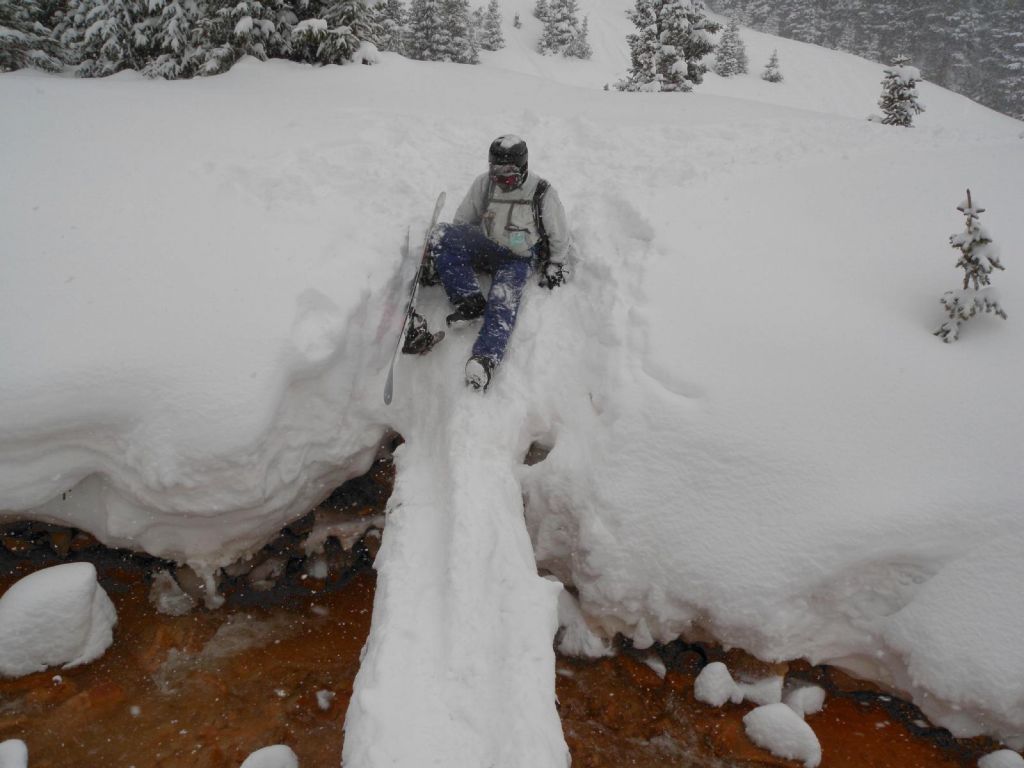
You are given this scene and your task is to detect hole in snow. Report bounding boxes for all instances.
[523,440,553,466]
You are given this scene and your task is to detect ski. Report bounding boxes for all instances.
[383,191,447,405]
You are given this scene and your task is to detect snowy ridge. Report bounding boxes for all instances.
[345,332,567,766]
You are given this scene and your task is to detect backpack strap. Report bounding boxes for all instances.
[532,178,551,263]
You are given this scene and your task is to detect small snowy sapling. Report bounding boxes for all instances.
[934,189,1007,343]
[875,55,925,127]
[761,49,782,82]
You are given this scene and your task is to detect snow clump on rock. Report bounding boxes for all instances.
[239,744,300,768]
[743,702,822,768]
[694,661,742,706]
[785,684,827,716]
[979,749,1024,768]
[0,740,28,768]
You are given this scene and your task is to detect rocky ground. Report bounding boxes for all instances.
[0,458,1002,767]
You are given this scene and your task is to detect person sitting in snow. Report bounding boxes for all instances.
[422,135,571,391]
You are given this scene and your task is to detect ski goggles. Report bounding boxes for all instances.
[489,164,523,189]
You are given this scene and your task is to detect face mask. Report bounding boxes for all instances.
[490,164,523,191]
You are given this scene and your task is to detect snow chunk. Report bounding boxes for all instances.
[785,685,827,717]
[0,563,117,677]
[694,662,741,707]
[979,750,1024,768]
[737,675,784,706]
[694,662,783,708]
[553,583,612,658]
[316,689,335,710]
[239,744,299,768]
[644,654,667,679]
[0,740,28,768]
[148,569,196,617]
[743,703,822,768]
[351,41,379,65]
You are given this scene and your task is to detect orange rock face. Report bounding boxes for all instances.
[0,561,375,768]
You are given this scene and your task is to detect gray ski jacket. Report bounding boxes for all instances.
[453,172,572,265]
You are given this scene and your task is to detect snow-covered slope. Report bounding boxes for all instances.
[2,1,1024,762]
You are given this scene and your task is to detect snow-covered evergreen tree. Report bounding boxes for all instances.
[224,0,292,61]
[679,0,718,83]
[538,0,588,58]
[406,0,443,59]
[935,190,1007,343]
[479,0,503,51]
[373,0,407,55]
[713,15,747,76]
[194,0,238,75]
[470,5,483,46]
[618,0,718,92]
[537,0,571,53]
[319,0,376,51]
[532,0,549,22]
[877,54,925,126]
[0,0,63,72]
[761,47,781,82]
[290,0,369,67]
[142,0,204,78]
[564,15,591,59]
[65,0,147,77]
[435,0,477,62]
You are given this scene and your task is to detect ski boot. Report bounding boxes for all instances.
[446,293,486,328]
[402,312,444,355]
[465,355,494,391]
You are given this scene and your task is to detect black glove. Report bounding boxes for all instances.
[538,261,567,290]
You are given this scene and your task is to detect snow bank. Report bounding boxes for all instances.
[0,563,116,677]
[743,703,822,768]
[2,0,1024,759]
[883,533,1024,745]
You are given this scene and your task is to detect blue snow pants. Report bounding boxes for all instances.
[430,223,534,367]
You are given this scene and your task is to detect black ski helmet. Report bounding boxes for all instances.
[488,134,528,177]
